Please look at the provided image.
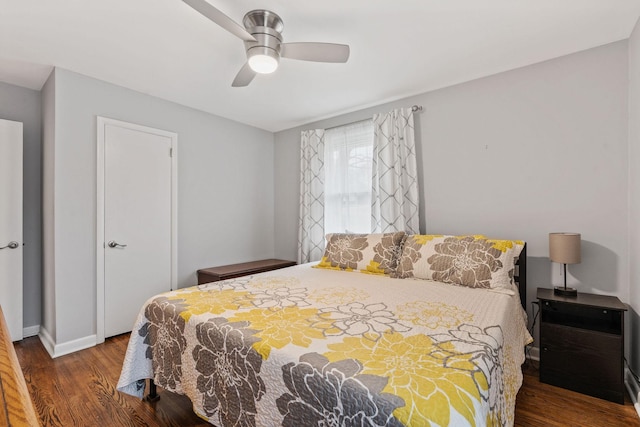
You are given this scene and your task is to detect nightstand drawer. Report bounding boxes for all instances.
[540,300,622,334]
[540,322,624,403]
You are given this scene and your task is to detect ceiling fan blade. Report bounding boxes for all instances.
[232,63,257,87]
[280,43,350,63]
[183,0,256,42]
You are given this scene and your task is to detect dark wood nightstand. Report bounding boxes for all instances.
[537,287,627,404]
[197,259,297,284]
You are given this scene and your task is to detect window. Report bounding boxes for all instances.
[323,120,374,233]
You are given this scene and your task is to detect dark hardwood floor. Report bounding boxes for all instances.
[516,360,639,426]
[15,334,208,427]
[14,335,640,426]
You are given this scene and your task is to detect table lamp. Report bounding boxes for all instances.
[549,232,581,296]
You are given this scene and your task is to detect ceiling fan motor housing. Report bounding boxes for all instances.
[243,10,284,67]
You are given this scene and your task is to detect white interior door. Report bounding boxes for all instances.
[0,119,23,342]
[98,118,177,340]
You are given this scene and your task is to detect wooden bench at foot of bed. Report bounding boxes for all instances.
[0,305,40,426]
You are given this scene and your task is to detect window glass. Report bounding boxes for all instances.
[324,120,374,233]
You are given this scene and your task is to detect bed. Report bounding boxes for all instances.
[117,233,532,426]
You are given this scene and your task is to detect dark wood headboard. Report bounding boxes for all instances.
[515,243,527,309]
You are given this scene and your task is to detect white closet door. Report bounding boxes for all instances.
[97,118,177,340]
[0,119,23,342]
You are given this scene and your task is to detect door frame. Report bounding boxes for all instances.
[96,116,178,344]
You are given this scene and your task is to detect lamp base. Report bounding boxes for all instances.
[554,286,577,297]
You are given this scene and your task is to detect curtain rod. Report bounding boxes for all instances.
[324,118,371,131]
[321,105,423,131]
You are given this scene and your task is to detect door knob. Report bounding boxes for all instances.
[107,240,127,248]
[0,241,19,250]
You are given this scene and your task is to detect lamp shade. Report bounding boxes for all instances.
[549,232,581,264]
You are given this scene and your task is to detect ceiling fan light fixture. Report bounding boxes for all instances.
[248,54,278,74]
[247,47,279,74]
[183,2,350,86]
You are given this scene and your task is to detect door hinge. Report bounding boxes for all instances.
[169,147,173,157]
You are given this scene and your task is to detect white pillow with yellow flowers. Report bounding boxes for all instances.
[314,232,406,275]
[394,234,524,290]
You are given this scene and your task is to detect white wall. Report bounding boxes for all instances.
[628,18,640,376]
[15,35,636,366]
[275,41,630,347]
[41,72,56,341]
[0,81,42,333]
[43,68,275,348]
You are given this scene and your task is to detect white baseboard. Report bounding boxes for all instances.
[38,327,97,358]
[526,345,540,361]
[38,327,56,357]
[625,368,640,419]
[23,324,40,338]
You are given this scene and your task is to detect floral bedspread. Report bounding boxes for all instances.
[117,264,532,427]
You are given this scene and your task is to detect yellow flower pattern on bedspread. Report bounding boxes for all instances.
[167,289,251,321]
[397,301,474,329]
[229,307,325,359]
[117,265,532,427]
[325,332,483,426]
[309,287,370,306]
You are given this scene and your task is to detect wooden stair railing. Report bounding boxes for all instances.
[0,305,39,426]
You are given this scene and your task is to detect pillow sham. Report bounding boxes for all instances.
[314,232,406,275]
[394,234,524,290]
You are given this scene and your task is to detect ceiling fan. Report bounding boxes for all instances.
[183,0,350,87]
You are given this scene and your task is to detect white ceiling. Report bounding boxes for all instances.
[1,0,639,132]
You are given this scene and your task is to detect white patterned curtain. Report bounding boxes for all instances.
[371,107,420,233]
[298,129,326,263]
